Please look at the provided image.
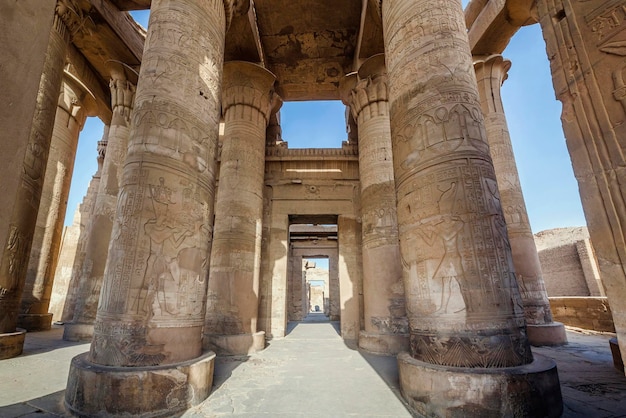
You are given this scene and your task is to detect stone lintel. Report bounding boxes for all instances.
[398,351,563,417]
[65,351,216,417]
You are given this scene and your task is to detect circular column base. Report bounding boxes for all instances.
[65,350,216,417]
[62,323,94,342]
[398,352,562,418]
[17,313,53,331]
[609,337,624,374]
[204,331,265,355]
[358,330,409,355]
[0,328,27,359]
[527,322,567,346]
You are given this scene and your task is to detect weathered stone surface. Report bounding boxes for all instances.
[0,0,67,357]
[474,54,565,346]
[398,352,563,417]
[65,350,216,417]
[535,227,604,297]
[383,0,530,368]
[538,0,626,372]
[63,77,135,342]
[341,54,408,355]
[549,297,616,332]
[204,61,275,355]
[19,76,88,332]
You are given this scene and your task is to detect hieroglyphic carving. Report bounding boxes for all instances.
[384,0,531,368]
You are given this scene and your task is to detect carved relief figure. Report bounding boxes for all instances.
[417,182,467,314]
[132,178,193,315]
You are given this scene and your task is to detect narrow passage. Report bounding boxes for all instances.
[185,315,412,417]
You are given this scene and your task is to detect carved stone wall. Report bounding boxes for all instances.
[0,1,68,358]
[538,0,626,368]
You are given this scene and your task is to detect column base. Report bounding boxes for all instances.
[527,322,567,346]
[204,331,265,355]
[0,328,27,359]
[398,352,562,418]
[63,323,94,342]
[358,330,409,355]
[609,337,624,374]
[17,313,53,331]
[65,350,216,417]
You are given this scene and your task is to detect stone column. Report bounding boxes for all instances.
[56,134,107,323]
[65,0,231,415]
[0,3,69,359]
[474,54,566,346]
[63,76,135,341]
[337,215,362,343]
[18,76,88,332]
[340,54,408,355]
[204,61,276,355]
[381,1,562,416]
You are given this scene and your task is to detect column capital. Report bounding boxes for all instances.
[59,75,90,129]
[473,54,512,86]
[224,0,250,29]
[222,61,277,125]
[340,55,389,123]
[109,78,136,125]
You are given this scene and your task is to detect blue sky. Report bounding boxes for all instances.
[64,7,586,234]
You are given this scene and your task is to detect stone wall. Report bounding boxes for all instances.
[534,227,604,297]
[549,297,615,332]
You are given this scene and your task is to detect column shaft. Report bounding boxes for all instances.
[88,0,224,367]
[18,77,86,331]
[382,0,561,415]
[63,78,135,341]
[204,61,275,355]
[474,54,566,345]
[66,0,231,415]
[383,0,530,368]
[341,54,408,354]
[0,4,68,359]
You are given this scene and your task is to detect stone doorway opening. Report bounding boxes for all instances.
[304,257,329,318]
[288,217,340,328]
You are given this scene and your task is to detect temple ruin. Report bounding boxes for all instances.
[1,0,625,416]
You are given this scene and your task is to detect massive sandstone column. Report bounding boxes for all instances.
[474,54,566,346]
[204,61,276,355]
[381,0,561,416]
[340,54,408,355]
[18,76,88,332]
[0,2,69,359]
[63,76,135,341]
[65,0,232,415]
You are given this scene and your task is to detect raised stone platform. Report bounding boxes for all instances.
[358,330,409,355]
[205,331,265,355]
[527,322,568,346]
[17,313,53,332]
[62,323,94,342]
[0,328,26,360]
[397,352,562,417]
[65,350,216,417]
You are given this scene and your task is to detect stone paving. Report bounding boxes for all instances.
[0,319,625,417]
